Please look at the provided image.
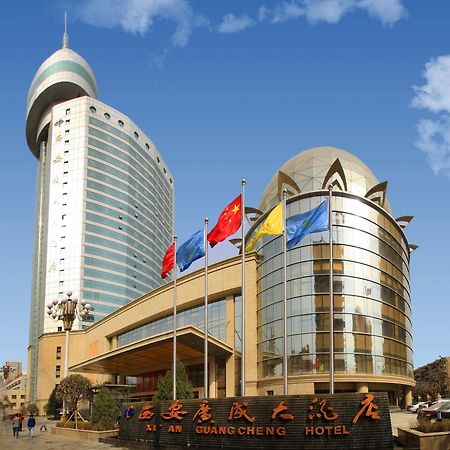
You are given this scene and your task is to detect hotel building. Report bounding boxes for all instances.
[33,146,416,411]
[25,34,173,404]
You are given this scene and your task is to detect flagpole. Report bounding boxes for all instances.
[328,186,334,394]
[241,179,246,396]
[172,236,177,401]
[204,218,209,399]
[282,189,288,395]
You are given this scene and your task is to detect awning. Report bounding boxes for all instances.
[70,325,233,375]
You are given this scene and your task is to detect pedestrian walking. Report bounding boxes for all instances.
[18,413,24,432]
[27,414,36,437]
[12,414,19,438]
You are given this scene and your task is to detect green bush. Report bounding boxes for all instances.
[27,403,39,416]
[45,386,62,417]
[91,387,119,429]
[153,360,193,401]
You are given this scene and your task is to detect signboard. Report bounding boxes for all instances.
[119,393,393,449]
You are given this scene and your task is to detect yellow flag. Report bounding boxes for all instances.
[245,202,283,252]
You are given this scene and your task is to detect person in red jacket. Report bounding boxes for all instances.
[18,414,24,432]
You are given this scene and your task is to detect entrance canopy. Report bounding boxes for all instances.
[70,325,233,376]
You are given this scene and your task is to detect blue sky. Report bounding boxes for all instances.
[1,0,449,371]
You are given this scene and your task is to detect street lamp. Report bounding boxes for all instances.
[46,291,91,415]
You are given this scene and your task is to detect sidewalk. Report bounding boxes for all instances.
[0,418,129,450]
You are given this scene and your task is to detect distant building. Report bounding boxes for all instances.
[26,31,174,403]
[414,357,450,399]
[0,361,27,414]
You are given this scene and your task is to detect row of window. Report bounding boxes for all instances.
[88,117,173,191]
[259,354,414,379]
[257,294,412,332]
[87,129,172,217]
[285,195,410,260]
[257,317,412,353]
[258,276,411,318]
[88,107,171,182]
[87,153,171,227]
[118,300,227,347]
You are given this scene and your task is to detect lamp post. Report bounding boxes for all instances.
[46,291,91,415]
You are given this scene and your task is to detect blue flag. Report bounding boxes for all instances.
[286,200,329,250]
[176,229,205,272]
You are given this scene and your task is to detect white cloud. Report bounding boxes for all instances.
[416,118,450,177]
[75,0,207,47]
[217,14,255,34]
[412,56,450,177]
[359,0,407,27]
[412,55,450,114]
[267,0,406,26]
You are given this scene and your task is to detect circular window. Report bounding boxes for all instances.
[169,178,173,184]
[134,131,139,139]
[157,157,160,164]
[104,112,111,120]
[118,120,124,127]
[163,168,167,174]
[145,143,150,150]
[89,106,96,113]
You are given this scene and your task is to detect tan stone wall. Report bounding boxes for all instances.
[36,255,257,408]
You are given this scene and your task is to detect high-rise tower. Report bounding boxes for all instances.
[26,31,174,402]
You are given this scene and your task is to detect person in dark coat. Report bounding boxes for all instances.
[27,414,36,437]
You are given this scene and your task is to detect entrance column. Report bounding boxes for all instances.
[404,386,413,409]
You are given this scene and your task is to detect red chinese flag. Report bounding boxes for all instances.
[207,194,242,248]
[161,243,175,279]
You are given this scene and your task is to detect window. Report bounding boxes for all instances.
[66,108,70,115]
[59,281,64,287]
[163,168,167,174]
[65,130,70,135]
[64,140,69,144]
[56,346,61,360]
[157,157,160,164]
[145,143,150,150]
[12,395,16,399]
[57,326,62,332]
[55,365,61,378]
[21,395,25,399]
[90,106,97,113]
[64,149,69,154]
[266,390,274,396]
[65,119,70,124]
[134,131,139,139]
[118,120,124,127]
[104,112,111,120]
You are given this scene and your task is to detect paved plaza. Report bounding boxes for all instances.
[0,411,418,449]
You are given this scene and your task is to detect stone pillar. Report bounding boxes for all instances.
[403,386,413,409]
[209,355,216,398]
[225,295,236,397]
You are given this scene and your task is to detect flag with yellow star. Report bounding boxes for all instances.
[207,194,242,248]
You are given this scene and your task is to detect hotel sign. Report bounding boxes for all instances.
[119,393,393,449]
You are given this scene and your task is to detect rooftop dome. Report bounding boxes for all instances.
[26,45,98,157]
[258,146,391,214]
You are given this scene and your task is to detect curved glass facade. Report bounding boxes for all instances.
[253,192,413,382]
[84,105,173,321]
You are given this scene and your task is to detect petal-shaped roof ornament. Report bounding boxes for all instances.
[365,181,388,209]
[321,158,348,191]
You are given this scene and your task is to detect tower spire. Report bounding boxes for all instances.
[63,12,69,48]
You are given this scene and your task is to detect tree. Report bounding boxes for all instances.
[27,403,39,416]
[153,360,193,401]
[45,386,63,417]
[91,387,119,429]
[56,374,92,413]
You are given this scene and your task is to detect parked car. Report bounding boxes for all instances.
[417,400,450,420]
[406,402,428,413]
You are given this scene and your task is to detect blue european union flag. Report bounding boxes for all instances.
[286,200,329,250]
[176,229,205,272]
